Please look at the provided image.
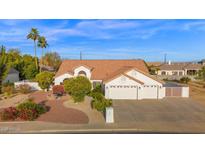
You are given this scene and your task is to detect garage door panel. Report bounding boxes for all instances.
[108,85,137,100]
[143,86,158,99]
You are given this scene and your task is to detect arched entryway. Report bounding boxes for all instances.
[78,70,87,77]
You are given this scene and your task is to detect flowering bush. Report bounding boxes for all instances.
[0,100,48,121]
[17,100,47,121]
[17,84,32,94]
[52,85,65,96]
[0,107,18,121]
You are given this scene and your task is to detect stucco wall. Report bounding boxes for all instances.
[104,73,165,100]
[74,66,91,79]
[127,70,162,86]
[14,81,42,90]
[182,87,189,97]
[157,70,185,76]
[54,73,73,85]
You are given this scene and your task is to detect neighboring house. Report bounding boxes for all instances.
[55,60,189,100]
[3,68,20,83]
[198,59,205,66]
[157,62,202,76]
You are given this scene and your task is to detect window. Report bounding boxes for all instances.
[161,71,166,75]
[78,71,86,77]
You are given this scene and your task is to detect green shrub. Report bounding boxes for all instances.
[64,76,92,102]
[180,77,191,84]
[89,92,104,100]
[91,92,112,112]
[17,100,47,121]
[92,97,112,112]
[92,84,103,93]
[35,71,54,90]
[17,84,32,94]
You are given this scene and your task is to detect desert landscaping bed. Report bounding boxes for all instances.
[0,91,89,124]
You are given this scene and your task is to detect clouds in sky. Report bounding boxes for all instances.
[0,19,205,61]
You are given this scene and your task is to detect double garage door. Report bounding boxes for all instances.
[107,85,158,100]
[165,87,182,97]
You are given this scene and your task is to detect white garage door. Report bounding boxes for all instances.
[108,85,138,100]
[143,86,158,99]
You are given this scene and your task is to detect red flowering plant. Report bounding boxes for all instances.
[0,107,18,121]
[52,85,65,96]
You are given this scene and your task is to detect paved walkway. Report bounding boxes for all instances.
[63,96,105,124]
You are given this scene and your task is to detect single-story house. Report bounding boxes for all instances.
[157,62,202,76]
[3,68,19,84]
[54,60,189,100]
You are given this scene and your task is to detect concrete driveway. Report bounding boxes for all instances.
[113,98,205,132]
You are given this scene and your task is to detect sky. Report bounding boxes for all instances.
[0,19,205,62]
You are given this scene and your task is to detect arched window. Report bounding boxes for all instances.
[78,71,87,77]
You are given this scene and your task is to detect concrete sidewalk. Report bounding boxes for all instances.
[1,120,205,133]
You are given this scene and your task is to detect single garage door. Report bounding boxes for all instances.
[143,86,158,99]
[107,85,138,100]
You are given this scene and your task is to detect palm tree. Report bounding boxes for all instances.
[27,28,40,70]
[38,36,48,72]
[0,45,8,93]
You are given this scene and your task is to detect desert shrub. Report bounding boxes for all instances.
[18,84,32,94]
[0,107,18,121]
[91,92,112,112]
[64,76,92,102]
[35,71,54,90]
[180,77,191,84]
[89,92,104,101]
[52,85,65,96]
[92,84,103,94]
[3,82,14,87]
[92,97,112,112]
[2,85,14,97]
[17,100,47,121]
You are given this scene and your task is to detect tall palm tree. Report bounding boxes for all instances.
[0,45,8,93]
[27,28,40,70]
[38,36,48,72]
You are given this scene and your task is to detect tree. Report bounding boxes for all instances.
[198,66,205,81]
[0,45,9,93]
[35,71,54,91]
[38,36,48,72]
[27,28,40,70]
[42,52,62,71]
[20,54,39,80]
[24,64,39,80]
[64,76,92,102]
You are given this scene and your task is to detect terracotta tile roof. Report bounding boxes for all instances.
[185,63,202,70]
[159,63,203,71]
[55,59,149,80]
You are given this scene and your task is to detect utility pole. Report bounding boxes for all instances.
[164,53,167,64]
[80,51,82,60]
